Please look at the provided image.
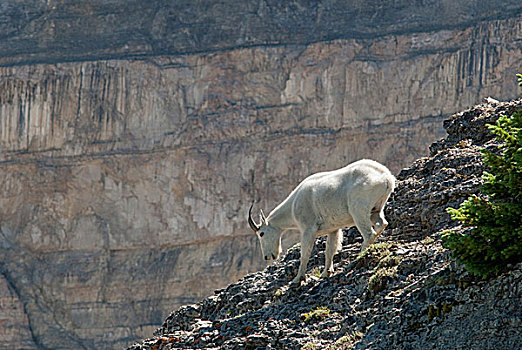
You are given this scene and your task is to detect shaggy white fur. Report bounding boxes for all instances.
[248,159,395,285]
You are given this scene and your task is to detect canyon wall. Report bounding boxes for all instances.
[0,1,521,349]
[0,0,521,65]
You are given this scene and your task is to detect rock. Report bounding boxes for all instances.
[1,1,521,66]
[1,2,521,349]
[129,99,522,350]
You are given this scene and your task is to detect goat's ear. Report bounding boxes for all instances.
[260,209,267,225]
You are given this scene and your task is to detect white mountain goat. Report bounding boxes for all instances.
[248,159,395,285]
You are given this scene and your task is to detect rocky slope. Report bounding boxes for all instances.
[128,99,522,350]
[1,3,522,349]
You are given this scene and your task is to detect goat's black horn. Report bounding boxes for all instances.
[248,202,260,232]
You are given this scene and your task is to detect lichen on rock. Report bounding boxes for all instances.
[128,99,522,350]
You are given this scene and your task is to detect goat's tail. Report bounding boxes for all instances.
[385,173,396,194]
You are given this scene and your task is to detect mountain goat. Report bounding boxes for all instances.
[248,159,395,285]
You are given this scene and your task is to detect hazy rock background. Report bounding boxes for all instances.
[0,1,521,348]
[128,99,522,350]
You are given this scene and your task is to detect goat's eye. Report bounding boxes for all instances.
[259,232,264,237]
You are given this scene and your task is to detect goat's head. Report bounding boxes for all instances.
[248,202,282,261]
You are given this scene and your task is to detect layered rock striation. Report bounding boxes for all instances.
[0,2,521,349]
[1,0,521,66]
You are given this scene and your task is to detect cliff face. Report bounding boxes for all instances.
[1,0,520,66]
[0,2,521,349]
[129,99,522,350]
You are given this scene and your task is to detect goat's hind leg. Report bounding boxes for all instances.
[370,195,389,238]
[371,210,388,237]
[351,207,378,252]
[321,229,343,278]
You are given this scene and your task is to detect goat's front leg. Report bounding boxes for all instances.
[291,227,316,285]
[321,229,343,278]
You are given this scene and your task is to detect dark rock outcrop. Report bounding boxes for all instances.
[128,99,522,350]
[1,1,521,66]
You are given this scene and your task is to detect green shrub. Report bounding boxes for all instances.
[300,306,332,323]
[442,109,522,278]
